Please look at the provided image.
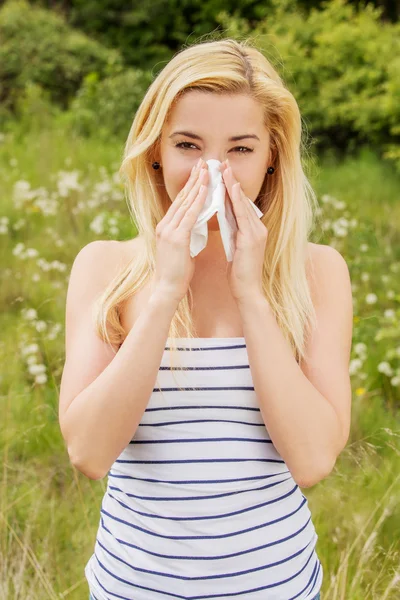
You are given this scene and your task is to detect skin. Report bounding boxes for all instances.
[156,91,275,269]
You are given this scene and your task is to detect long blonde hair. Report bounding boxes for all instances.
[93,36,319,378]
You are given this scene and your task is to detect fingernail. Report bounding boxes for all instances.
[196,158,202,168]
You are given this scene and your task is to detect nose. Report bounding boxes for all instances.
[202,158,227,171]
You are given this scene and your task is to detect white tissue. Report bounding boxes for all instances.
[190,159,264,262]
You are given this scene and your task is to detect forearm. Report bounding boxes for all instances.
[64,287,179,479]
[238,293,342,487]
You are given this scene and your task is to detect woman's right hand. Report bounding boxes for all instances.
[153,158,209,303]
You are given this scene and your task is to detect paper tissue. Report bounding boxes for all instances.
[190,159,263,262]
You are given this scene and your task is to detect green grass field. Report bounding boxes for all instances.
[0,122,399,599]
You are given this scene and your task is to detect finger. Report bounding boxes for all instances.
[223,166,255,220]
[170,168,209,228]
[163,160,205,225]
[180,161,207,199]
[178,180,209,232]
[234,183,263,238]
[223,169,252,232]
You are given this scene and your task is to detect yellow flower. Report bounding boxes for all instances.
[355,387,366,396]
[353,316,360,323]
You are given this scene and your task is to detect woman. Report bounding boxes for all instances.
[59,37,353,600]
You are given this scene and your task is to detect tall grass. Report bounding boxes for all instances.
[0,120,399,599]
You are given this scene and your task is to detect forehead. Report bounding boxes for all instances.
[166,91,266,134]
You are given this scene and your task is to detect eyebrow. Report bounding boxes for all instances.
[169,130,260,142]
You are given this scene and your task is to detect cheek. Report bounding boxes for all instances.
[165,169,192,202]
[160,154,188,197]
[247,171,267,201]
[232,177,259,202]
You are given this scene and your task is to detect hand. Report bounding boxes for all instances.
[153,159,209,303]
[220,159,268,303]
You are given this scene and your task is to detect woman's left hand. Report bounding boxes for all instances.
[221,159,268,304]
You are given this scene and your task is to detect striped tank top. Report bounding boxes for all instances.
[85,337,323,600]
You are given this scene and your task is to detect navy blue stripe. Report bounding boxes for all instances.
[106,475,292,503]
[94,543,317,596]
[144,405,261,412]
[153,385,255,392]
[101,496,307,541]
[95,537,315,581]
[100,514,312,561]
[129,436,273,445]
[287,558,320,600]
[93,571,135,600]
[108,469,290,485]
[93,554,320,600]
[165,343,246,351]
[159,364,250,371]
[301,560,321,600]
[138,418,265,427]
[101,485,303,532]
[115,457,285,464]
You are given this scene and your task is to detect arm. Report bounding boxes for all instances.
[59,241,179,480]
[236,245,353,488]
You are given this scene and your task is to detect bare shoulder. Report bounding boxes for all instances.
[307,241,348,261]
[71,237,142,289]
[306,242,351,305]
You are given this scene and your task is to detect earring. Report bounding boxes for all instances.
[266,166,275,174]
[152,162,161,170]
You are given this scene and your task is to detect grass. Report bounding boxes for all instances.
[0,119,399,599]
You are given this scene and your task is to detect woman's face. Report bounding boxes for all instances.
[158,91,272,232]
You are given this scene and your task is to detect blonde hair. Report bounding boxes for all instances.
[93,36,319,385]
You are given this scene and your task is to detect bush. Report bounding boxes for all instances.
[218,0,400,171]
[62,68,154,140]
[0,0,124,114]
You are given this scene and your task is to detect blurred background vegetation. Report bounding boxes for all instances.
[0,0,399,598]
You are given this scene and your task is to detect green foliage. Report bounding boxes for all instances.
[0,0,123,113]
[2,0,400,170]
[0,127,399,597]
[29,0,277,70]
[219,0,400,168]
[62,68,154,140]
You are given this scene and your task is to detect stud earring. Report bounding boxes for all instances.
[266,166,275,174]
[152,162,161,170]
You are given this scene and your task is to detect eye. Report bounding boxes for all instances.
[174,142,198,151]
[233,146,254,154]
[174,142,253,154]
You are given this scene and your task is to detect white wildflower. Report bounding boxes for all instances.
[384,309,395,319]
[12,242,25,257]
[21,343,39,355]
[378,362,393,376]
[349,358,363,375]
[22,308,38,321]
[354,343,367,357]
[26,248,39,258]
[365,293,377,305]
[28,363,46,375]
